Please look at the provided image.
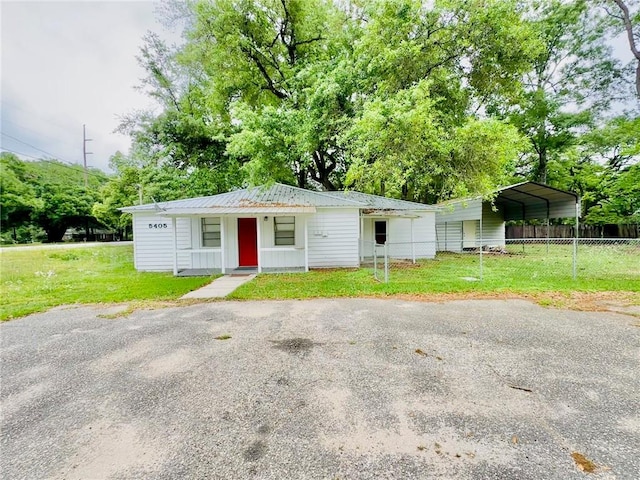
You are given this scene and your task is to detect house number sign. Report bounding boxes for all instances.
[148,223,168,229]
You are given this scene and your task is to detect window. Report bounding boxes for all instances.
[201,217,221,247]
[274,216,295,246]
[374,220,387,245]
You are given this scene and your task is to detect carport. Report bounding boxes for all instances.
[494,181,580,234]
[436,181,581,278]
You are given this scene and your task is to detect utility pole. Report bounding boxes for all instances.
[82,124,93,188]
[82,124,93,241]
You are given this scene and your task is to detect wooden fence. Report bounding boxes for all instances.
[506,224,639,239]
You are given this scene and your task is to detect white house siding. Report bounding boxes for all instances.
[436,199,481,252]
[435,200,505,252]
[389,213,436,259]
[361,214,436,259]
[132,214,191,271]
[480,202,505,248]
[258,215,307,269]
[308,208,360,268]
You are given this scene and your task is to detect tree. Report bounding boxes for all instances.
[611,0,640,98]
[182,0,349,189]
[584,162,640,224]
[492,0,626,183]
[344,81,524,202]
[0,153,38,242]
[0,154,108,243]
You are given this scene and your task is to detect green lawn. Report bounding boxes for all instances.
[1,243,638,321]
[230,245,640,300]
[0,245,212,321]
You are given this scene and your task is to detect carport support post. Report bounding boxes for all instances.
[172,217,178,276]
[545,198,551,255]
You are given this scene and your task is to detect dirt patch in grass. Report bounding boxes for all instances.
[360,291,640,316]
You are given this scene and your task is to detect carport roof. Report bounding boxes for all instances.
[437,181,579,221]
[493,182,579,221]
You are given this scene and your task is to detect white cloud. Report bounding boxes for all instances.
[1,0,167,172]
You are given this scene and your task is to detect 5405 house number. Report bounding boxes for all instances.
[148,223,168,229]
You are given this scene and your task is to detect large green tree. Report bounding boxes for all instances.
[125,0,537,198]
[492,0,627,184]
[0,153,108,243]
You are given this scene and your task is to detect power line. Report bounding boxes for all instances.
[1,132,81,166]
[0,147,108,181]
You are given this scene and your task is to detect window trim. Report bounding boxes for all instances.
[201,217,221,248]
[374,219,387,245]
[274,216,295,246]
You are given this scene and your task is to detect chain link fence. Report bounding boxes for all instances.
[363,238,640,284]
[361,241,437,282]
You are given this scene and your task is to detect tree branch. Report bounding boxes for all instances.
[613,0,640,97]
[240,46,288,99]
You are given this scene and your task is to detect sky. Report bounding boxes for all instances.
[1,0,172,172]
[0,1,636,174]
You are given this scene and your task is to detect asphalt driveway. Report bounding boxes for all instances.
[1,299,638,479]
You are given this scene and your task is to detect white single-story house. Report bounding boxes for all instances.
[435,181,580,252]
[121,183,437,275]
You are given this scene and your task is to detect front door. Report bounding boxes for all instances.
[238,218,258,267]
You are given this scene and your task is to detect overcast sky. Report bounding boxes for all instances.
[1,1,636,174]
[1,0,169,172]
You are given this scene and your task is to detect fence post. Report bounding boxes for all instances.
[572,237,577,280]
[479,216,483,281]
[373,244,378,281]
[573,201,579,280]
[384,242,389,283]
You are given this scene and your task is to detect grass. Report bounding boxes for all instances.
[1,243,638,321]
[229,245,640,302]
[0,245,213,321]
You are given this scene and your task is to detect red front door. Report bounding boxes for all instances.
[238,218,258,267]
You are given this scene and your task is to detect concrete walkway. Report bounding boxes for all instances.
[180,274,256,299]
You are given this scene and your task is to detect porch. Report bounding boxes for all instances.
[167,212,312,276]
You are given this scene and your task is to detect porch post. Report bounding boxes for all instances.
[256,216,262,273]
[172,217,178,276]
[220,216,226,274]
[304,216,309,272]
[360,214,364,263]
[410,217,415,264]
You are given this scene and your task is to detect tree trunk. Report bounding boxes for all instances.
[536,147,548,184]
[613,0,640,99]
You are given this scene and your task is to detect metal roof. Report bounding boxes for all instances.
[120,183,435,215]
[494,182,579,220]
[323,191,436,212]
[436,181,579,220]
[121,183,362,214]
